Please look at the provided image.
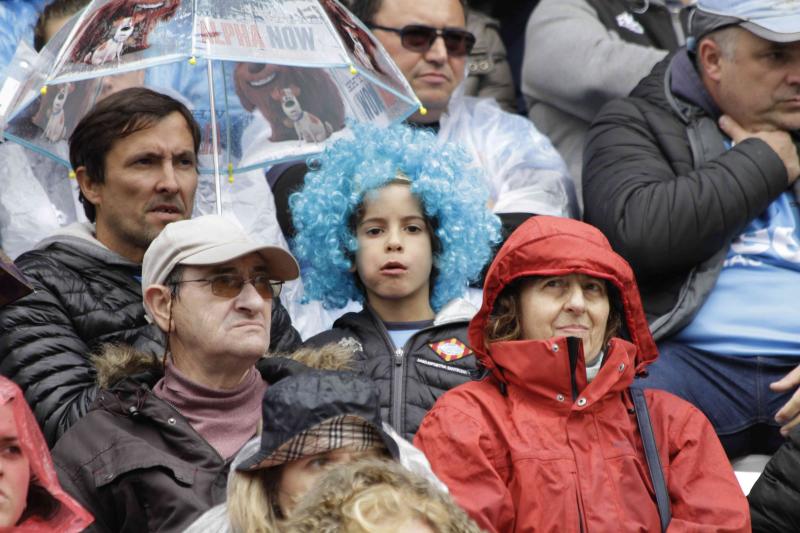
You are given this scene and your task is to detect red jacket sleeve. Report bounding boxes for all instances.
[414,404,514,533]
[654,393,751,532]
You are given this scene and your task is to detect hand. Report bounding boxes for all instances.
[771,364,800,436]
[719,115,800,185]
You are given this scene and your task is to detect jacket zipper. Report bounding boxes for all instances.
[368,311,405,433]
[392,346,404,431]
[574,471,586,533]
[368,307,465,435]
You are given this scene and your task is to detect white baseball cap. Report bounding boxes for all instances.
[693,0,800,43]
[142,214,299,301]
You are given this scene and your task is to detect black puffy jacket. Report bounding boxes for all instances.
[0,231,301,446]
[583,50,789,334]
[749,427,800,532]
[302,300,481,440]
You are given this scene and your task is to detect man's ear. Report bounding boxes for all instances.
[144,285,173,333]
[75,166,102,211]
[697,37,724,82]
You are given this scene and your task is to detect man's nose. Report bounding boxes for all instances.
[786,66,800,87]
[424,35,449,64]
[156,160,181,194]
[235,280,269,312]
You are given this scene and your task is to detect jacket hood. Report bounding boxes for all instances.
[469,216,658,381]
[92,344,162,389]
[91,343,342,391]
[37,222,140,268]
[333,298,476,333]
[0,377,94,532]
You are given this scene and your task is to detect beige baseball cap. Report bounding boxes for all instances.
[142,214,299,298]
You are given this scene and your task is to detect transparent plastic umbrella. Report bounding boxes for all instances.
[0,0,421,214]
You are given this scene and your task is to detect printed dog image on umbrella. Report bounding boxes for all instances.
[0,0,420,215]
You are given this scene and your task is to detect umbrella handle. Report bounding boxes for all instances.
[206,58,223,216]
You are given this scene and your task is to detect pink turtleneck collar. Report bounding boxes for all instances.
[153,363,266,459]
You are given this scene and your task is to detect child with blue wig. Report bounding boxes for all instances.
[292,122,501,440]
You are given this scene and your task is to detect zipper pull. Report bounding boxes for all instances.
[394,347,403,365]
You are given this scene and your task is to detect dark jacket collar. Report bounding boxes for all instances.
[669,48,721,119]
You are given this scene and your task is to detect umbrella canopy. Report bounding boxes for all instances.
[0,0,420,214]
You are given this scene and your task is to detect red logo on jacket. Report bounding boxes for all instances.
[428,338,472,362]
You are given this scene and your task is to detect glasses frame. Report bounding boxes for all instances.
[368,24,476,57]
[173,274,284,300]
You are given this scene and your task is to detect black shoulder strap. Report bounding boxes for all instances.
[631,387,671,532]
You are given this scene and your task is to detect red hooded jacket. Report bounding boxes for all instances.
[0,376,93,532]
[414,217,749,532]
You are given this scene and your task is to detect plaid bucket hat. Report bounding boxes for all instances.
[236,370,399,471]
[0,249,33,307]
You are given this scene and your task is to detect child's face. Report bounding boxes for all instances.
[354,183,434,318]
[0,402,30,527]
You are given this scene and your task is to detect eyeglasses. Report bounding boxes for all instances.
[175,274,283,300]
[368,24,476,57]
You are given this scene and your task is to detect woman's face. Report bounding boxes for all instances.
[518,273,610,363]
[0,403,30,527]
[277,447,383,516]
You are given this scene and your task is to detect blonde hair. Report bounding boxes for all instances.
[226,467,283,533]
[342,483,447,532]
[283,459,482,533]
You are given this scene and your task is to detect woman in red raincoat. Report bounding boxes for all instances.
[0,376,92,531]
[414,216,750,532]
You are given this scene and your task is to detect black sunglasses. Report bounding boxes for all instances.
[369,24,476,57]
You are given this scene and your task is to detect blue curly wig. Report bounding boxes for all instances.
[290,122,501,311]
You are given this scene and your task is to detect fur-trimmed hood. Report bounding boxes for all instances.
[91,341,360,390]
[92,344,161,389]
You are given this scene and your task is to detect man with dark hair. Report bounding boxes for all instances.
[583,0,800,457]
[0,87,301,446]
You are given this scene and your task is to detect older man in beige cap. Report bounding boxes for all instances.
[52,215,300,533]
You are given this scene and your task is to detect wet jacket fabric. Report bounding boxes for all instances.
[582,50,792,339]
[50,347,290,533]
[303,299,480,440]
[0,376,93,532]
[0,223,301,446]
[748,426,800,532]
[414,216,750,533]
